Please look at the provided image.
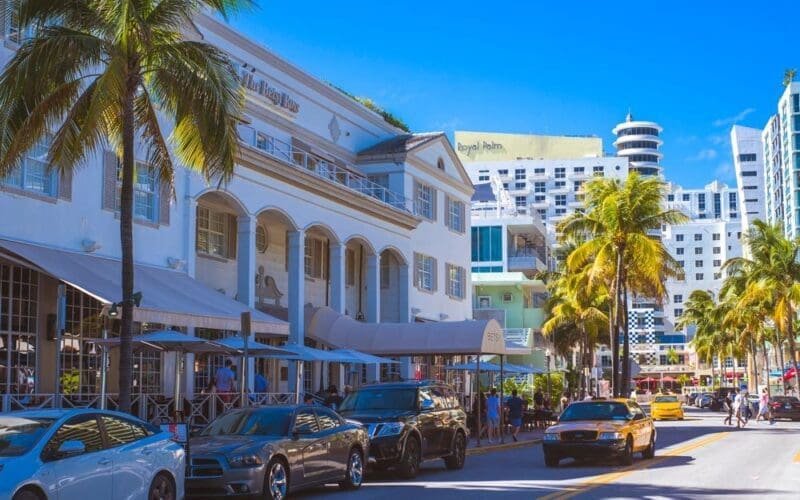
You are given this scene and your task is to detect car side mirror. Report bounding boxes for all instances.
[56,440,86,458]
[420,399,435,412]
[633,413,644,421]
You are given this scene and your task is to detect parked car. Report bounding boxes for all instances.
[769,396,800,421]
[650,394,684,420]
[186,405,368,499]
[542,399,656,467]
[338,380,469,479]
[0,409,185,500]
[695,393,714,408]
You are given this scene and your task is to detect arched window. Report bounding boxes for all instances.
[437,157,445,171]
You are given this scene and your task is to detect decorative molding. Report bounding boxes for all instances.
[328,114,341,143]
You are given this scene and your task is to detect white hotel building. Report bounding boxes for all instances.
[731,125,767,236]
[763,82,800,239]
[0,8,476,407]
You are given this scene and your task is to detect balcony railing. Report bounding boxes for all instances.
[504,328,533,348]
[239,127,415,214]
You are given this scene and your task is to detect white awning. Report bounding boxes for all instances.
[307,306,529,356]
[0,239,288,334]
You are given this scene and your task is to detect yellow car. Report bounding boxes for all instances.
[542,398,656,467]
[651,393,684,420]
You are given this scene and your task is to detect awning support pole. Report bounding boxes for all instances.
[240,312,250,408]
[476,354,481,448]
[295,360,303,404]
[99,316,109,410]
[499,355,505,444]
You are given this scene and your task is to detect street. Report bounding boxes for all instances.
[298,407,800,499]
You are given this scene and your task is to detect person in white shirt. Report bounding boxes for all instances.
[733,390,747,428]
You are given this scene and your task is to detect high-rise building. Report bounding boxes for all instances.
[731,125,766,239]
[612,112,664,177]
[763,82,800,239]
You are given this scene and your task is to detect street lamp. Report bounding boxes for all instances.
[546,349,551,401]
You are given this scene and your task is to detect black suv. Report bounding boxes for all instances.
[338,380,469,479]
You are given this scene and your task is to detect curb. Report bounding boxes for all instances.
[466,438,542,456]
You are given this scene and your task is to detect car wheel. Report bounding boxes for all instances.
[444,431,466,470]
[13,489,42,500]
[544,452,560,468]
[618,436,634,466]
[397,436,421,479]
[642,433,655,459]
[339,448,364,490]
[148,473,175,500]
[265,458,289,500]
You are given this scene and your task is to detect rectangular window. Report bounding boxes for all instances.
[471,226,503,262]
[534,182,546,193]
[713,259,721,267]
[498,169,509,176]
[741,171,758,177]
[738,153,757,162]
[698,193,706,211]
[304,237,328,279]
[677,260,685,268]
[713,233,720,240]
[676,234,684,242]
[414,181,436,220]
[695,260,704,267]
[668,194,675,201]
[515,168,526,180]
[2,133,58,196]
[714,193,721,218]
[695,247,703,255]
[695,273,704,281]
[555,194,567,206]
[555,208,566,215]
[515,196,526,208]
[478,175,489,182]
[446,196,465,233]
[534,195,545,202]
[674,308,683,318]
[514,182,526,189]
[574,181,583,191]
[116,161,158,222]
[713,247,721,254]
[676,247,684,255]
[573,166,585,174]
[793,93,799,113]
[446,263,465,299]
[414,253,436,292]
[592,166,604,175]
[694,233,703,241]
[554,180,566,189]
[534,168,545,175]
[196,206,230,258]
[674,294,683,303]
[555,167,566,179]
[682,193,690,201]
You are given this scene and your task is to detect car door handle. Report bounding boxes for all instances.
[98,458,111,465]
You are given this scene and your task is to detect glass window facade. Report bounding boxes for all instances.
[2,134,58,196]
[471,226,502,262]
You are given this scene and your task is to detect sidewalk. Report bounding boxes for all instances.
[467,428,544,455]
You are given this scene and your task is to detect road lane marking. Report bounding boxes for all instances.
[538,432,731,500]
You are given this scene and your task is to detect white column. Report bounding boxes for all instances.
[237,215,256,308]
[185,327,196,397]
[329,243,346,314]
[287,230,305,393]
[185,196,197,278]
[365,253,380,323]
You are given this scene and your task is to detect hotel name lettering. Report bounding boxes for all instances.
[457,140,504,156]
[240,70,300,114]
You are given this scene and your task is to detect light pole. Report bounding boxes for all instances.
[546,349,551,402]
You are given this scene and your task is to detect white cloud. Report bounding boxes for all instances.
[714,162,735,181]
[712,108,756,127]
[686,149,718,161]
[707,134,729,146]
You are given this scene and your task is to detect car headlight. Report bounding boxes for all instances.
[376,422,405,437]
[228,454,263,468]
[598,432,624,440]
[543,432,560,441]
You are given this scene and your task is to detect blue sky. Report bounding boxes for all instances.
[230,0,798,188]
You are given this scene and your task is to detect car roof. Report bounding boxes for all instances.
[0,408,135,420]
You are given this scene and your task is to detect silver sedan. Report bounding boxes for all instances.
[187,405,369,499]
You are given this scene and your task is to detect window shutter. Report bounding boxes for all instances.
[444,194,451,228]
[412,180,420,215]
[459,200,466,233]
[102,150,118,210]
[413,252,421,288]
[158,181,171,226]
[284,232,290,271]
[227,214,238,259]
[445,263,451,296]
[460,266,466,299]
[431,188,438,222]
[58,169,72,201]
[431,257,438,292]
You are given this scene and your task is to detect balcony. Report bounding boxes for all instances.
[508,253,546,272]
[504,328,533,348]
[239,127,415,214]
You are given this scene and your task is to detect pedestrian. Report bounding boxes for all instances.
[723,391,734,425]
[254,372,268,393]
[755,388,770,423]
[476,391,488,439]
[506,389,524,442]
[533,389,544,409]
[486,388,501,444]
[583,391,594,402]
[559,391,570,413]
[733,389,747,428]
[214,359,236,403]
[303,393,315,405]
[323,384,343,410]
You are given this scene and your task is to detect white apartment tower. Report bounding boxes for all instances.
[612,112,664,177]
[763,82,800,239]
[731,125,766,240]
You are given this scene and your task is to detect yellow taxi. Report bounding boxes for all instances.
[650,393,684,420]
[542,398,656,467]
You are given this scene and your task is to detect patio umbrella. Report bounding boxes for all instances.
[446,362,504,372]
[94,330,235,415]
[661,376,677,382]
[504,363,547,375]
[329,348,400,365]
[212,336,294,355]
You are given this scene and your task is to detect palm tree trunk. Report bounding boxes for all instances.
[775,327,786,391]
[731,344,738,389]
[118,85,137,414]
[608,301,617,397]
[621,278,630,397]
[750,338,759,393]
[762,340,771,395]
[787,309,800,395]
[612,252,624,397]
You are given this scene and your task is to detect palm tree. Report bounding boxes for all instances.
[666,347,679,366]
[729,221,800,394]
[559,172,687,396]
[676,290,722,386]
[0,0,249,412]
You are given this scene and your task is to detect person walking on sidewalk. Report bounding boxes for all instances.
[723,391,734,425]
[733,389,747,428]
[486,388,501,444]
[507,389,524,442]
[756,388,770,423]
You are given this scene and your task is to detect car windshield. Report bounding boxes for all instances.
[654,395,678,403]
[0,417,56,457]
[559,402,630,421]
[201,409,291,437]
[339,388,417,412]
